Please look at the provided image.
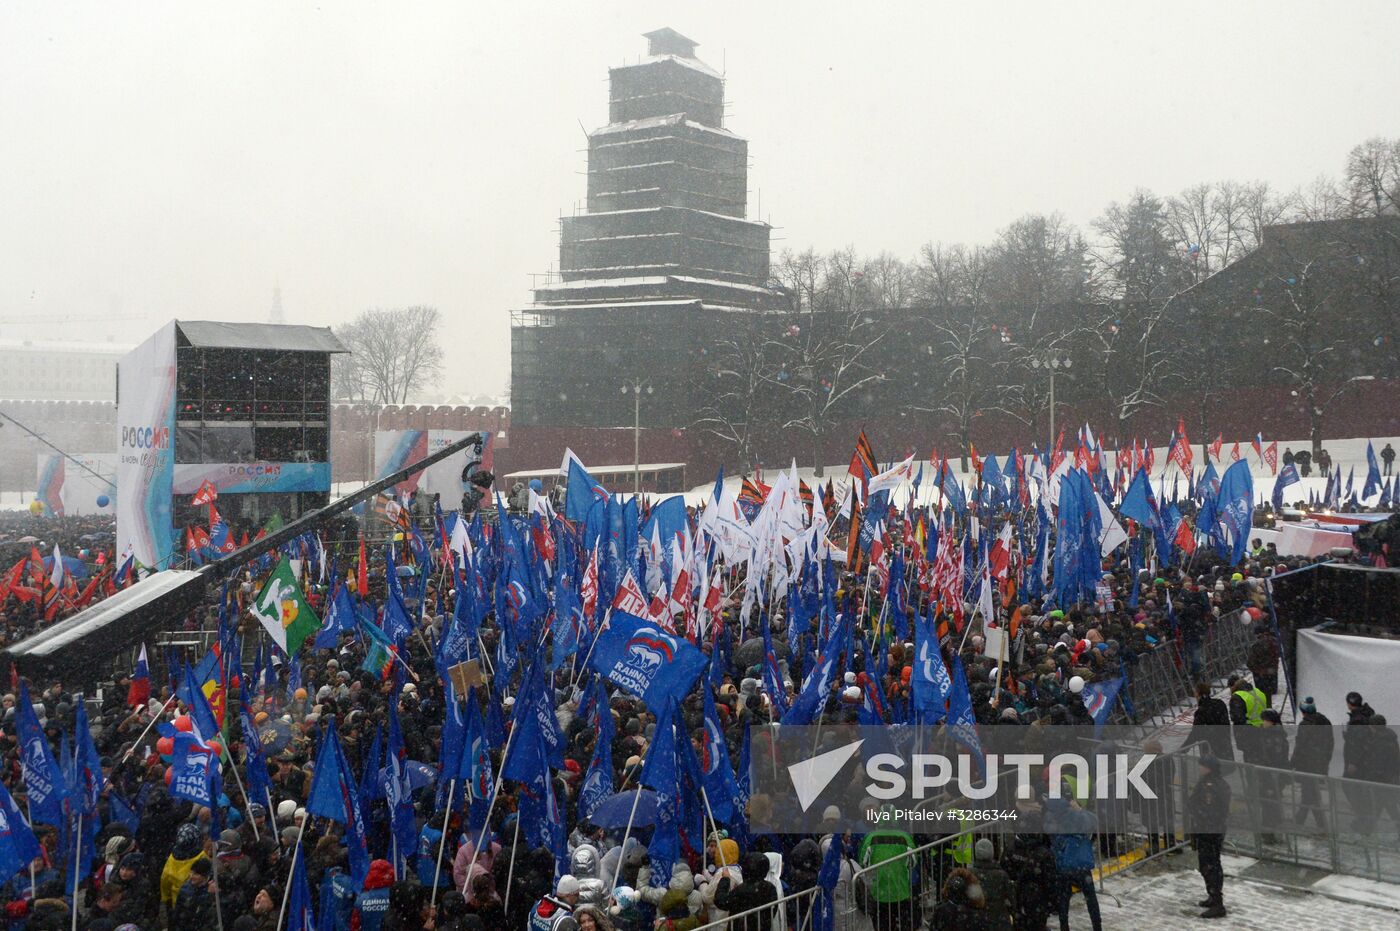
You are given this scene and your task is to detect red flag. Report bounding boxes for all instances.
[1209,434,1223,461]
[1263,441,1279,475]
[1230,441,1241,462]
[1168,418,1193,474]
[357,535,369,598]
[1049,429,1066,473]
[191,479,219,506]
[1174,516,1197,554]
[969,443,983,475]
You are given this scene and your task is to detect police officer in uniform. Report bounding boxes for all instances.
[1190,755,1232,919]
[528,874,581,931]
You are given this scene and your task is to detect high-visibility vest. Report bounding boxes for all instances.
[1234,687,1265,726]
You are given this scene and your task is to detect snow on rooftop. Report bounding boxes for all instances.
[591,113,738,140]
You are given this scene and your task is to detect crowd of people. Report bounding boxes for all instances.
[0,469,1395,931]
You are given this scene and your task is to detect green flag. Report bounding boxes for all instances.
[251,557,320,654]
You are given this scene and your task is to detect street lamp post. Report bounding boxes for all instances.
[621,381,652,498]
[1029,354,1072,445]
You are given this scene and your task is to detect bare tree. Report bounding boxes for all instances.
[333,306,444,404]
[1344,137,1400,218]
[692,311,779,473]
[1289,174,1351,222]
[767,248,889,475]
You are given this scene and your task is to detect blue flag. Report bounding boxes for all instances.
[315,582,358,650]
[1081,677,1126,734]
[286,841,316,931]
[15,684,66,826]
[240,703,271,806]
[306,722,369,888]
[783,611,848,726]
[640,699,681,888]
[813,834,846,931]
[566,456,608,523]
[577,694,615,825]
[460,689,494,832]
[1210,459,1255,565]
[911,605,951,720]
[170,732,218,808]
[589,610,708,714]
[1365,441,1383,499]
[700,685,739,822]
[1272,463,1300,511]
[179,665,221,744]
[0,779,42,886]
[946,656,984,766]
[1119,467,1161,530]
[384,701,417,868]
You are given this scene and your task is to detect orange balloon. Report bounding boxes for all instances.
[172,715,193,733]
[164,766,173,786]
[206,741,222,757]
[156,736,174,756]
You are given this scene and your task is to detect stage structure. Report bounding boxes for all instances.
[116,320,347,570]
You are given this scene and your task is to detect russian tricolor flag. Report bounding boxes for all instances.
[127,643,151,708]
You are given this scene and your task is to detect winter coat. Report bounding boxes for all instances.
[972,862,1016,931]
[171,879,218,929]
[1043,799,1097,874]
[786,838,822,892]
[1191,696,1234,761]
[1256,725,1290,770]
[1362,726,1400,785]
[1291,710,1334,774]
[1344,704,1376,778]
[1189,771,1232,840]
[712,854,778,931]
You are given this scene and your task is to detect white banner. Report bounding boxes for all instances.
[1296,627,1400,726]
[116,321,178,569]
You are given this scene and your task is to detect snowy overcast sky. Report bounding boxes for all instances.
[3,1,1398,398]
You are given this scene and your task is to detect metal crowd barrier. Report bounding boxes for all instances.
[688,884,821,931]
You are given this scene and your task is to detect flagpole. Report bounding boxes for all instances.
[118,694,176,763]
[429,779,455,910]
[501,813,522,915]
[212,836,226,931]
[469,711,520,879]
[273,811,310,931]
[217,741,260,842]
[608,785,647,890]
[25,798,36,902]
[69,811,82,931]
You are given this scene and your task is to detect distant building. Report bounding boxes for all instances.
[0,338,129,401]
[511,28,784,430]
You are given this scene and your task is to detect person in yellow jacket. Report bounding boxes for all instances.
[160,823,210,912]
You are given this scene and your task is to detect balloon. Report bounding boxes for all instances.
[1068,676,1086,694]
[96,495,110,508]
[164,766,173,786]
[28,500,43,515]
[529,478,543,493]
[173,715,193,733]
[206,741,222,758]
[156,736,174,756]
[1246,606,1264,621]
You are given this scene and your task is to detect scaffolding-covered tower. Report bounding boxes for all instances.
[512,28,783,429]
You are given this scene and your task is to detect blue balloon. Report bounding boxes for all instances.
[529,478,543,493]
[96,495,110,508]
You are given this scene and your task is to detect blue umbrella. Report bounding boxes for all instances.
[586,789,658,829]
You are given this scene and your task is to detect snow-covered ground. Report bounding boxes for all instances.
[1073,850,1400,928]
